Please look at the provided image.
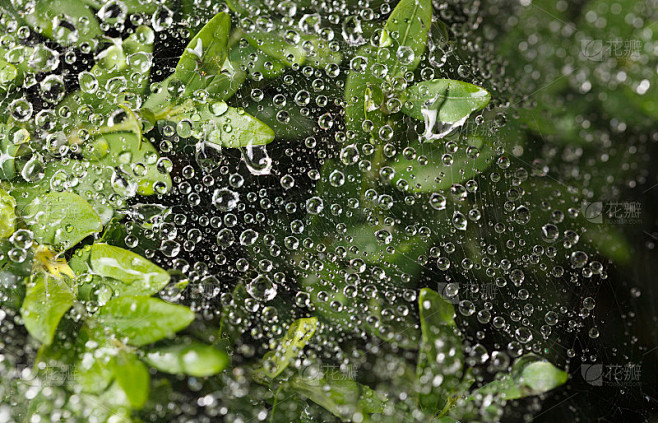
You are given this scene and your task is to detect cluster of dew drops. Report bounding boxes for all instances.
[0,0,623,416]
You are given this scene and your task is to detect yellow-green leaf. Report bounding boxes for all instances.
[20,272,75,345]
[145,341,230,377]
[255,317,318,380]
[24,191,103,250]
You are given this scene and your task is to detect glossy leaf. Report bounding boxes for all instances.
[23,0,102,49]
[175,12,231,96]
[402,79,491,124]
[393,136,495,193]
[75,325,115,394]
[143,57,245,113]
[95,296,195,346]
[342,0,435,141]
[0,56,17,86]
[290,368,386,421]
[70,243,170,297]
[0,187,16,238]
[91,131,172,196]
[144,341,230,377]
[24,191,103,250]
[244,30,341,68]
[154,99,275,148]
[470,354,567,401]
[228,43,286,80]
[114,351,150,409]
[417,288,463,414]
[255,317,318,380]
[380,0,433,77]
[20,272,75,345]
[0,125,30,180]
[343,45,387,141]
[9,159,116,225]
[244,100,316,140]
[58,25,155,141]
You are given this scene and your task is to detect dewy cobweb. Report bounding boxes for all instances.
[0,0,654,422]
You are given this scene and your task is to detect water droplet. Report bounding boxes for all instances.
[306,197,324,214]
[452,211,467,231]
[212,188,239,211]
[247,275,277,301]
[541,224,559,243]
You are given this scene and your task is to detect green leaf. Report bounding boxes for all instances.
[58,26,155,137]
[0,125,30,180]
[0,56,18,86]
[343,45,387,142]
[23,0,102,49]
[255,317,318,380]
[380,0,433,77]
[0,187,16,238]
[81,0,160,15]
[269,384,306,422]
[228,43,286,80]
[9,159,117,225]
[519,360,569,393]
[20,272,75,345]
[24,191,103,250]
[582,224,632,266]
[393,135,495,193]
[243,100,316,140]
[139,18,274,148]
[153,99,275,148]
[342,0,436,142]
[143,56,246,113]
[144,341,230,377]
[365,296,420,349]
[70,243,170,298]
[470,354,567,401]
[0,140,18,180]
[175,12,231,97]
[91,131,172,196]
[114,351,150,409]
[75,325,115,394]
[95,296,195,346]
[244,30,341,69]
[417,288,463,414]
[79,382,133,421]
[402,79,491,124]
[290,367,386,421]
